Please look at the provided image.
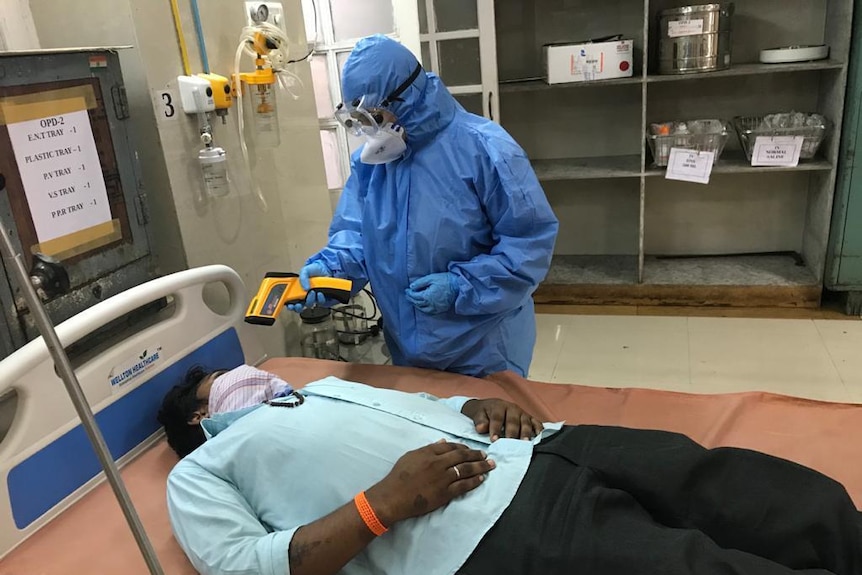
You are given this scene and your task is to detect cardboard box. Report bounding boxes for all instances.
[544,39,634,84]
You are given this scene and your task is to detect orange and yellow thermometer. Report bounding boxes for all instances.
[245,272,353,326]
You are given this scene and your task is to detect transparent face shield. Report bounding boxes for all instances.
[334,97,388,137]
[334,63,423,137]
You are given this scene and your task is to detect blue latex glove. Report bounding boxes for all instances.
[299,261,331,290]
[287,262,333,313]
[405,272,458,315]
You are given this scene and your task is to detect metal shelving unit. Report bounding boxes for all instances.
[491,0,854,308]
[500,60,845,93]
[645,60,845,83]
[500,77,644,92]
[644,153,834,177]
[532,156,643,180]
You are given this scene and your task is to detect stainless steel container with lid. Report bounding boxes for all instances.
[658,3,734,74]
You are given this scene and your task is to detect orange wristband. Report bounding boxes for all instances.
[354,492,388,536]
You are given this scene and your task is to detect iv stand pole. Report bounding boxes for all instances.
[0,179,165,575]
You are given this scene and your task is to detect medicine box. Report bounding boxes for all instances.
[544,39,634,84]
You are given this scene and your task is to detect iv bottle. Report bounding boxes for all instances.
[250,83,281,148]
[299,307,340,361]
[199,146,230,197]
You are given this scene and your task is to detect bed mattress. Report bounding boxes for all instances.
[2,358,859,574]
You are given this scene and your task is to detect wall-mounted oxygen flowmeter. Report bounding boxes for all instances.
[178,74,233,121]
[232,2,302,211]
[239,60,280,149]
[177,75,231,200]
[199,74,233,119]
[235,4,292,151]
[246,2,287,33]
[178,76,214,113]
[166,1,297,210]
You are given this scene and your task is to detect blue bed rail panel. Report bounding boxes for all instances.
[7,328,245,529]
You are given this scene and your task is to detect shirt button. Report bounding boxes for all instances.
[372,402,381,407]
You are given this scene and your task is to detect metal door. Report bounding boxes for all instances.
[0,48,154,356]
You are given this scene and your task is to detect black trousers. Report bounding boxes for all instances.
[459,426,862,575]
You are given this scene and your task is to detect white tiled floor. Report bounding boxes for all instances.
[530,314,862,403]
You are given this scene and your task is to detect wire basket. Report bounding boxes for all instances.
[734,113,828,162]
[647,119,731,167]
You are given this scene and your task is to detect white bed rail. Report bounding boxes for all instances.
[0,264,251,558]
[0,264,245,394]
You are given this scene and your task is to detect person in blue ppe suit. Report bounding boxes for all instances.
[291,35,558,378]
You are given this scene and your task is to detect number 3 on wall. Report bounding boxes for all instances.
[152,88,179,122]
[161,93,175,118]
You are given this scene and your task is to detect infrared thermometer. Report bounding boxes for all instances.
[245,272,353,326]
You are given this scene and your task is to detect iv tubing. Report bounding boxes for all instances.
[234,41,268,212]
[169,0,192,76]
[190,0,210,74]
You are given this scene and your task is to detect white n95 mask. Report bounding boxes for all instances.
[335,64,423,165]
[360,123,407,165]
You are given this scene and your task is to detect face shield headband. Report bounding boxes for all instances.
[335,63,423,137]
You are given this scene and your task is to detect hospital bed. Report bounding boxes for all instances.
[0,265,860,574]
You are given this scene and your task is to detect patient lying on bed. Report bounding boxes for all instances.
[166,377,861,575]
[157,364,293,457]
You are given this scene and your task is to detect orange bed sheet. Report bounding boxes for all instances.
[2,358,860,575]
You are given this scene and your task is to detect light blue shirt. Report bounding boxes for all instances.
[167,377,562,575]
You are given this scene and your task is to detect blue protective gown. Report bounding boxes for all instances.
[308,35,559,378]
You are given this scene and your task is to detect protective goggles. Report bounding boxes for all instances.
[335,63,423,137]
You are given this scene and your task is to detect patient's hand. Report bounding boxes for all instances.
[461,399,544,442]
[366,441,495,525]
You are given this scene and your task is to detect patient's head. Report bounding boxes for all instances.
[157,365,224,458]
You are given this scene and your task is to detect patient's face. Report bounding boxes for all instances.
[187,401,209,426]
[186,371,222,426]
[195,371,224,402]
